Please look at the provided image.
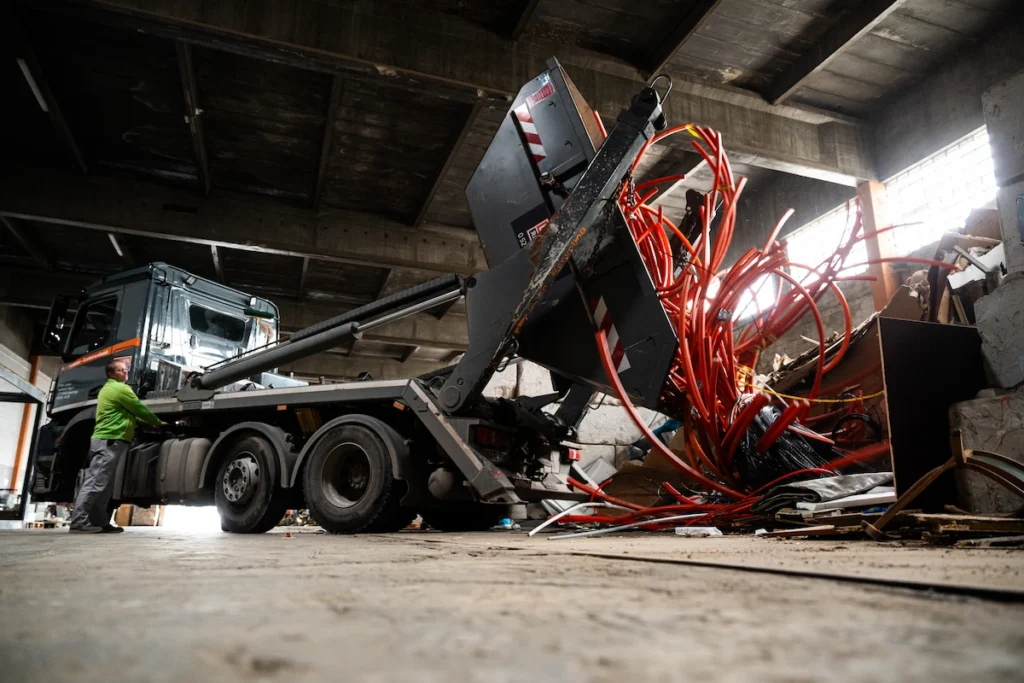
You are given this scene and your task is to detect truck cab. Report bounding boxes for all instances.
[33,262,303,501]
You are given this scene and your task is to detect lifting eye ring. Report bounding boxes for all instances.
[648,74,673,103]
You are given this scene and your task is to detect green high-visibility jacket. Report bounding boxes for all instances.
[91,379,162,441]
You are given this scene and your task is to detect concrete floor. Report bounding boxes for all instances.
[2,528,1024,682]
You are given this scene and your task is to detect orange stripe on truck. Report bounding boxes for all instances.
[62,337,141,370]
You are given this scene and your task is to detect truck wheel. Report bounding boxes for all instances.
[420,504,506,532]
[304,424,399,534]
[215,435,288,534]
[363,481,418,533]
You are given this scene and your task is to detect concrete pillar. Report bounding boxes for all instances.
[857,181,899,311]
[983,69,1024,275]
[976,69,1024,389]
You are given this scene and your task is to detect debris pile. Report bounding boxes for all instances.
[540,125,1022,543]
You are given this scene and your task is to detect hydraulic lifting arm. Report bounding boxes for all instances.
[178,64,673,420]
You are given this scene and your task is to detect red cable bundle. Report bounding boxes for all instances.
[562,122,956,527]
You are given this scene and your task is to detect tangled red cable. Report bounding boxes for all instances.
[563,122,956,528]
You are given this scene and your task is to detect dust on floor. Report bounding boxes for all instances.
[1,528,1023,683]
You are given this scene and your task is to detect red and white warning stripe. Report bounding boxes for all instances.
[514,104,547,165]
[591,297,631,374]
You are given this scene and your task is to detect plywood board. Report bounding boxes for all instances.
[878,318,986,511]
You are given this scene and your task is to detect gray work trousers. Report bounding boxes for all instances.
[69,439,127,531]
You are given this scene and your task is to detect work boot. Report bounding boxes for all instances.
[68,526,103,534]
[101,525,125,534]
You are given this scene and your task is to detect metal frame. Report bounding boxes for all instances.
[440,76,668,412]
[0,362,45,522]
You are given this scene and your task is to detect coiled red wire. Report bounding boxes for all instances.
[561,122,956,530]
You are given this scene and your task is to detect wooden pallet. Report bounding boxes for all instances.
[24,520,60,529]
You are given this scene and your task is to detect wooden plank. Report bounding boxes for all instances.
[765,525,863,537]
[414,104,479,227]
[858,181,900,311]
[879,317,986,512]
[768,0,910,104]
[313,76,342,212]
[904,514,1024,535]
[176,41,211,195]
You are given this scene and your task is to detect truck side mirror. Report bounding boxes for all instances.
[42,295,70,355]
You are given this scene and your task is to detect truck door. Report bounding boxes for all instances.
[180,295,249,371]
[50,289,126,411]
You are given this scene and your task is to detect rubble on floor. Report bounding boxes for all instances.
[533,207,1023,547]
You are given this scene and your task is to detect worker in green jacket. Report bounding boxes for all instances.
[69,358,166,533]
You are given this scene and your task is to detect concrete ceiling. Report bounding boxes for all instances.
[0,0,1019,379]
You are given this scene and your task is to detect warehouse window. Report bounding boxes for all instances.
[781,127,997,280]
[188,305,246,343]
[67,296,119,357]
[784,205,868,281]
[885,127,997,254]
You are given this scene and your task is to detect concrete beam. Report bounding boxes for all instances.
[646,0,721,76]
[2,216,53,271]
[35,0,877,185]
[768,0,908,105]
[508,0,541,41]
[6,4,88,175]
[175,41,211,195]
[312,77,342,212]
[0,163,487,276]
[414,104,479,227]
[872,20,1024,181]
[281,354,446,381]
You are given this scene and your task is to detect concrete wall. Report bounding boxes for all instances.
[0,306,34,361]
[984,70,1024,275]
[872,20,1024,182]
[0,307,50,505]
[976,69,1024,389]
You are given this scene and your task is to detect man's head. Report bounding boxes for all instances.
[106,359,129,383]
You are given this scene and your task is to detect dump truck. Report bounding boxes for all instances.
[27,59,680,533]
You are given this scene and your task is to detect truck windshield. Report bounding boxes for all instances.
[68,297,118,356]
[189,305,245,343]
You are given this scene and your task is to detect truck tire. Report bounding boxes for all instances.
[420,504,506,532]
[215,434,288,534]
[362,481,418,533]
[304,424,402,533]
